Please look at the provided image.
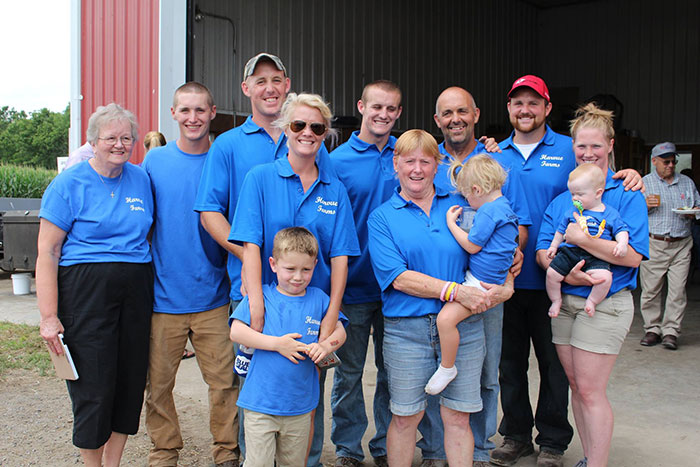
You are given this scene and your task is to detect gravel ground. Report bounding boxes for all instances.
[0,369,212,467]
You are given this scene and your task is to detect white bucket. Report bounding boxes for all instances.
[11,273,32,295]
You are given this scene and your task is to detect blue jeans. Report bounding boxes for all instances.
[331,302,391,460]
[471,304,503,462]
[383,313,484,412]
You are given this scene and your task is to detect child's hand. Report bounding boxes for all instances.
[306,341,332,364]
[547,246,557,259]
[446,205,463,226]
[275,333,307,363]
[613,242,628,257]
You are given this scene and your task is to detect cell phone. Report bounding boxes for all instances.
[316,351,342,369]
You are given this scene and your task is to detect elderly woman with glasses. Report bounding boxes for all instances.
[37,103,154,467]
[229,92,359,460]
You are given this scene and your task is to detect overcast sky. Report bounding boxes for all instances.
[0,1,70,113]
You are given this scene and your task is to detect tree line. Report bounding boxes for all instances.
[0,105,70,170]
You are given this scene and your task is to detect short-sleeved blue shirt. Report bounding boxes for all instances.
[229,156,360,294]
[556,205,628,245]
[367,186,470,318]
[232,284,347,416]
[436,141,531,228]
[193,115,334,301]
[497,126,576,289]
[330,131,397,304]
[142,142,229,314]
[467,196,519,285]
[39,161,153,266]
[537,170,649,298]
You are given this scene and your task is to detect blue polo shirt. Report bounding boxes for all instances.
[537,170,649,298]
[468,196,519,285]
[194,115,333,301]
[497,126,576,289]
[367,186,470,318]
[142,142,229,314]
[436,141,531,228]
[229,156,360,294]
[330,131,397,304]
[39,161,153,266]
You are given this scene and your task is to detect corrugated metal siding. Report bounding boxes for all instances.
[537,0,700,144]
[193,0,538,139]
[81,0,159,164]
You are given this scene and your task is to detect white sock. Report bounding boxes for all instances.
[425,364,458,395]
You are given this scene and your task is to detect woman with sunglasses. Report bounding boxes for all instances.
[37,103,154,467]
[229,92,359,460]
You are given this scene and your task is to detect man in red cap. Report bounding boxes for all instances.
[492,75,642,467]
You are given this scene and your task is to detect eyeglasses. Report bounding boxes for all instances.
[660,158,678,166]
[98,136,134,146]
[289,120,327,136]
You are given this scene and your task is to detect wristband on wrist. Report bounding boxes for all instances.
[450,283,459,302]
[445,282,457,303]
[440,282,450,302]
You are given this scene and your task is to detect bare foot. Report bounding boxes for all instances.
[548,299,562,318]
[585,299,597,317]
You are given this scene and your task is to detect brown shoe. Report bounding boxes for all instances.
[473,462,492,467]
[490,439,534,466]
[537,449,564,467]
[662,334,678,350]
[335,457,362,467]
[640,332,661,346]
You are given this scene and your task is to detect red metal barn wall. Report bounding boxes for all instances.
[81,0,159,164]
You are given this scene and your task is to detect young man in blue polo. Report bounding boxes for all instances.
[193,53,332,466]
[492,75,641,467]
[143,82,238,467]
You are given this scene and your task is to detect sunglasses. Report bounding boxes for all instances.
[660,158,678,166]
[289,120,327,136]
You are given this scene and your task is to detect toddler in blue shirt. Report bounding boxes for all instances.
[229,227,347,467]
[546,163,629,318]
[426,154,519,395]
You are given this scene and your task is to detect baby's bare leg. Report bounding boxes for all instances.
[425,301,472,395]
[585,269,613,317]
[546,267,566,318]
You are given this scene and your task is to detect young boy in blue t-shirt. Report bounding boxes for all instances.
[426,154,519,395]
[229,227,347,467]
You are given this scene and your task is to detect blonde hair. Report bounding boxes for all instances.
[143,131,166,152]
[393,129,440,163]
[570,102,616,170]
[272,227,319,259]
[275,93,338,142]
[568,163,606,190]
[449,154,506,196]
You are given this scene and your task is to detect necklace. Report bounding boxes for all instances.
[96,170,123,198]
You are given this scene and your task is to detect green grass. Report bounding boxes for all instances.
[0,321,52,377]
[0,163,56,198]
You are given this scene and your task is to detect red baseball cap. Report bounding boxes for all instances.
[508,75,550,102]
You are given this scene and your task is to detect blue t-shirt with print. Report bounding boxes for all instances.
[39,161,153,266]
[232,284,347,416]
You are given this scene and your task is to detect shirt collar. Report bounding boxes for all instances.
[502,124,555,151]
[348,131,396,153]
[650,168,679,185]
[438,140,485,163]
[388,182,450,209]
[275,154,332,184]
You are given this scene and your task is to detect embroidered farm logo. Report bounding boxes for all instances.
[305,315,321,336]
[315,196,338,215]
[540,154,563,168]
[125,196,146,212]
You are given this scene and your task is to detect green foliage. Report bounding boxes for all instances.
[0,164,56,198]
[0,322,52,377]
[0,105,69,169]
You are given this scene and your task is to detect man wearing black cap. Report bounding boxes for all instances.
[640,142,700,350]
[492,75,642,467]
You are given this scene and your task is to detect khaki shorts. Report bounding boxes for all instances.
[243,409,311,467]
[551,289,634,355]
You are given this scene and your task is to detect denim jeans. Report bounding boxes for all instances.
[499,289,572,452]
[331,302,390,460]
[471,303,503,462]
